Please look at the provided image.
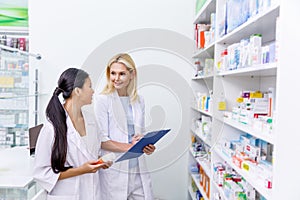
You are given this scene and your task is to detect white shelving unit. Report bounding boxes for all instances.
[189,0,279,199]
[216,4,279,45]
[189,1,216,199]
[191,128,212,147]
[194,0,216,24]
[191,106,213,117]
[0,50,30,148]
[214,147,272,199]
[192,74,214,80]
[212,181,227,200]
[190,148,212,177]
[190,173,209,200]
[217,63,277,77]
[223,117,275,145]
[193,43,215,59]
[189,145,212,199]
[188,186,197,200]
[0,28,40,149]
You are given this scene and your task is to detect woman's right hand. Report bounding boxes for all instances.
[58,160,112,180]
[81,160,112,173]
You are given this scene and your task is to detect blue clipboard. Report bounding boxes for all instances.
[115,129,171,163]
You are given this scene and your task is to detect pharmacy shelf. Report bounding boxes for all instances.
[214,147,272,199]
[191,106,213,117]
[196,157,211,179]
[190,148,211,178]
[0,108,28,111]
[192,74,214,80]
[190,173,209,200]
[223,117,275,144]
[191,128,212,147]
[193,42,215,59]
[0,124,28,128]
[216,4,280,45]
[0,87,28,91]
[217,63,277,77]
[212,181,228,200]
[0,26,28,35]
[0,69,28,72]
[194,0,216,24]
[190,1,280,199]
[188,186,197,200]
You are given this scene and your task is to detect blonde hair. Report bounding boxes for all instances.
[101,53,138,102]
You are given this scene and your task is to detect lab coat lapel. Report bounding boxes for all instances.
[132,98,143,135]
[66,116,92,160]
[111,91,127,136]
[82,105,100,158]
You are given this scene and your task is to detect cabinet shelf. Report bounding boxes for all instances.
[0,87,28,90]
[188,186,197,200]
[212,181,228,200]
[0,26,28,35]
[193,42,215,58]
[190,148,212,178]
[223,117,275,144]
[216,4,280,45]
[190,173,209,200]
[0,124,28,129]
[196,157,211,179]
[0,108,28,111]
[0,69,28,73]
[194,0,216,24]
[191,106,212,117]
[214,147,272,199]
[191,128,212,147]
[192,74,214,80]
[217,63,277,77]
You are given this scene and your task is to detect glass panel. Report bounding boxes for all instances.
[0,39,29,149]
[0,181,40,200]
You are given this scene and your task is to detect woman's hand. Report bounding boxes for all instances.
[98,161,113,169]
[81,160,112,173]
[143,144,156,155]
[131,134,143,145]
[58,160,112,180]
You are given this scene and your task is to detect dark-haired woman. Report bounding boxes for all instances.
[33,68,111,200]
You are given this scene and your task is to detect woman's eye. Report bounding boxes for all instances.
[120,72,126,76]
[111,71,115,75]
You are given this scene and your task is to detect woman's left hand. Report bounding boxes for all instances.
[131,134,143,145]
[143,144,156,155]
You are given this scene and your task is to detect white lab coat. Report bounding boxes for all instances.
[94,91,154,200]
[33,105,101,200]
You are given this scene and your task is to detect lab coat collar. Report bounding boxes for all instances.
[111,90,143,136]
[66,111,93,161]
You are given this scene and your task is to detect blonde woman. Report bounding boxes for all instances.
[94,53,155,200]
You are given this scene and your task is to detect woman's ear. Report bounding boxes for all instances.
[130,70,136,80]
[74,87,80,96]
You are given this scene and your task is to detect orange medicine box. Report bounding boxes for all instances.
[232,156,243,168]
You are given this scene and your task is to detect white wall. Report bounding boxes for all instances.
[29,0,195,199]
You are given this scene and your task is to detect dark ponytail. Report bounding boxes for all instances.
[46,68,89,173]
